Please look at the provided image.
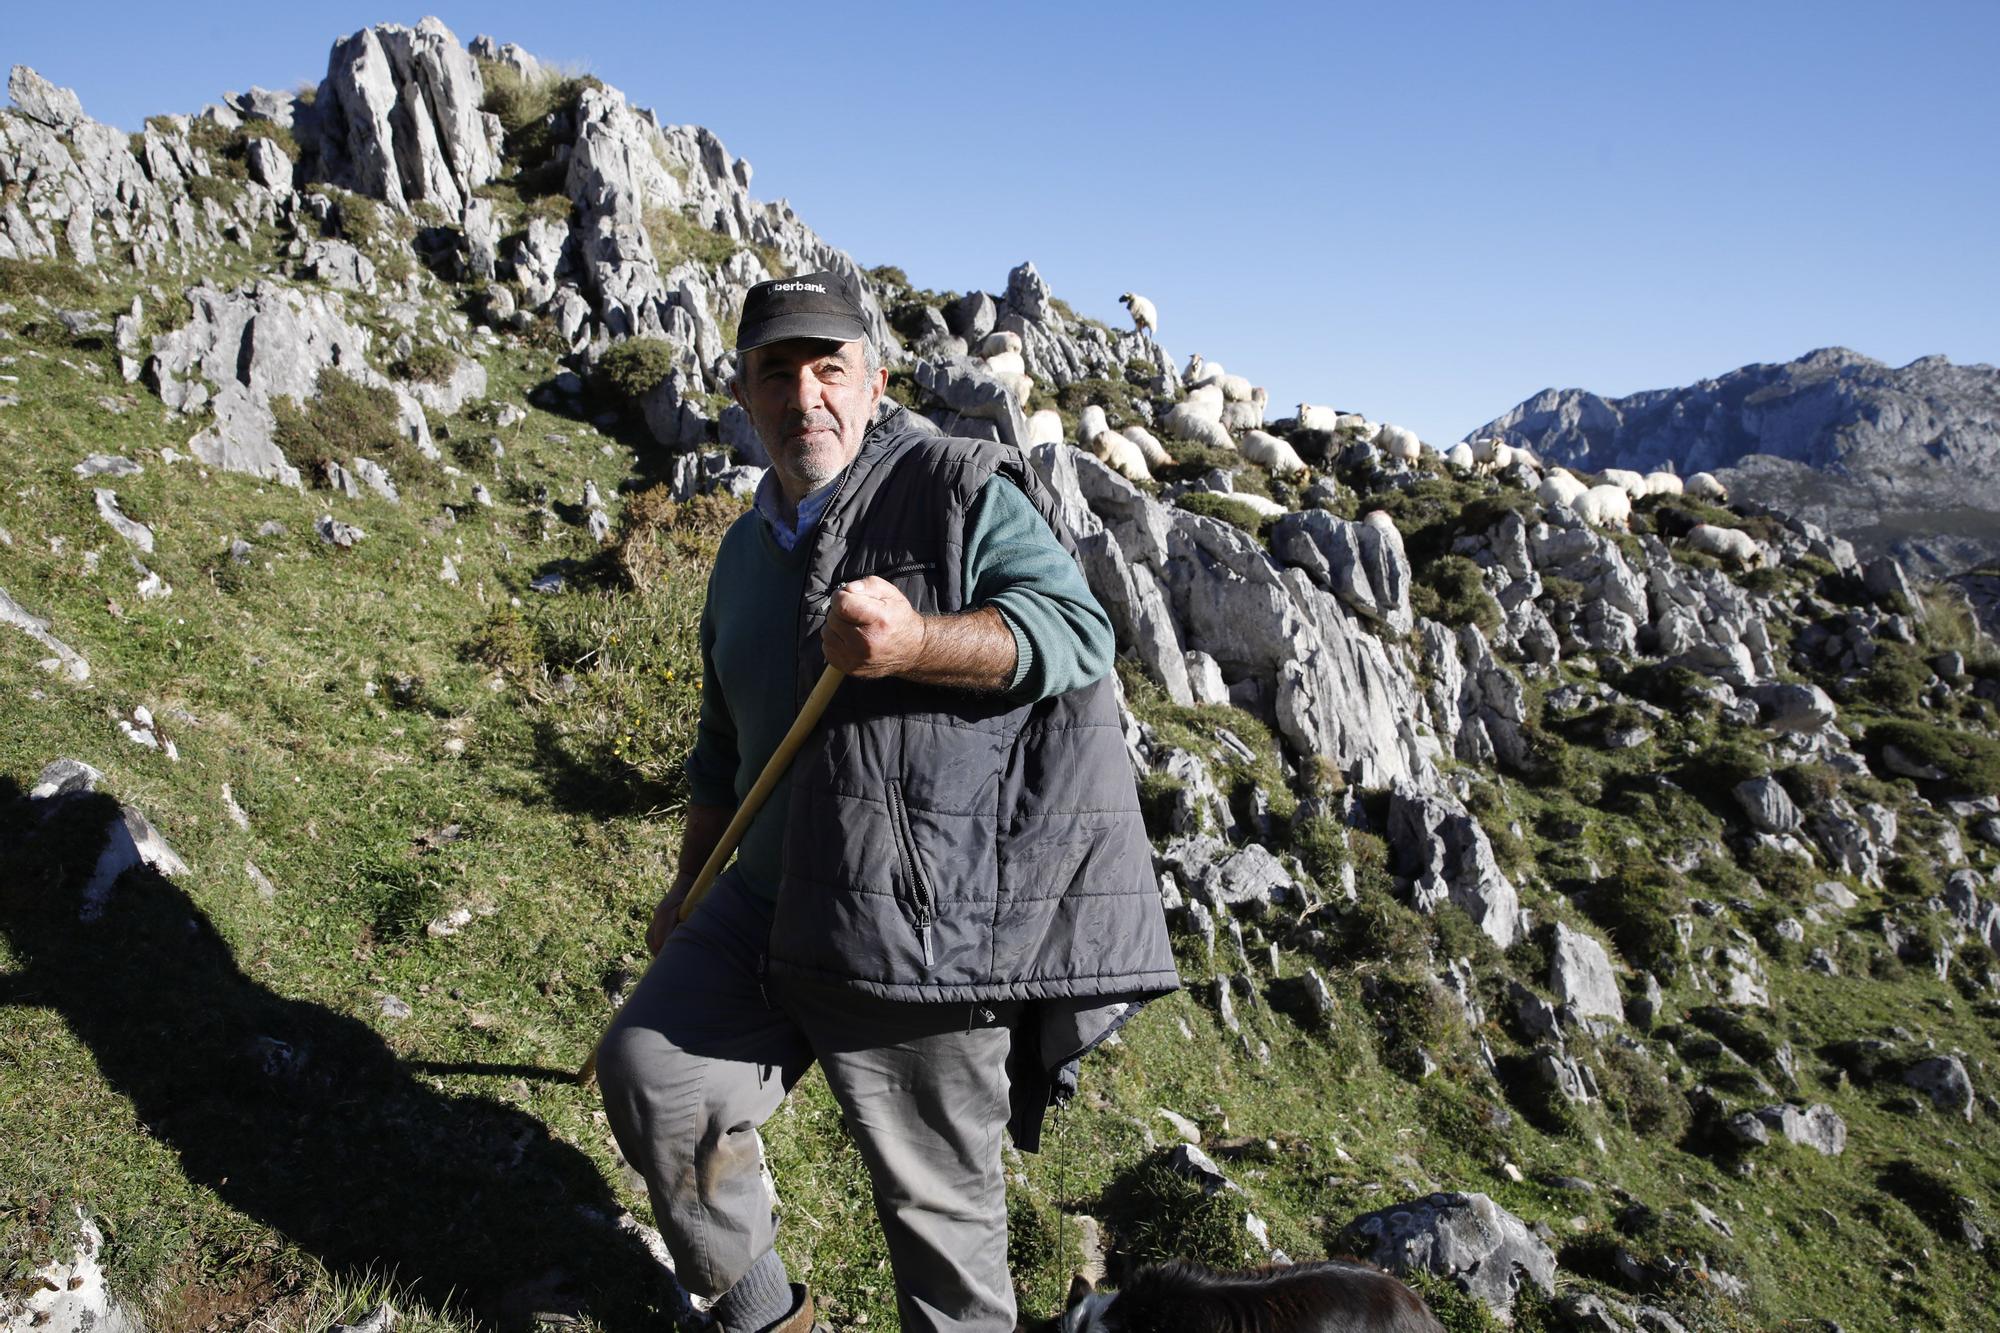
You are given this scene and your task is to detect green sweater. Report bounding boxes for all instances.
[687,474,1114,902]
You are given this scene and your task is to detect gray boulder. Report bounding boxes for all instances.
[1389,782,1523,948]
[1165,1142,1238,1196]
[1203,843,1297,909]
[1905,1055,1975,1120]
[243,135,294,190]
[1076,531,1190,705]
[0,587,90,681]
[301,238,377,292]
[92,489,154,553]
[1733,775,1802,834]
[1752,680,1840,732]
[1550,922,1623,1022]
[911,356,1026,450]
[945,290,996,343]
[9,65,86,131]
[312,18,503,216]
[1340,1192,1556,1320]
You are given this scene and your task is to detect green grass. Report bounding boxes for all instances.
[6,231,2000,1333]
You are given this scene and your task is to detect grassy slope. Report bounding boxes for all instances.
[4,214,2000,1333]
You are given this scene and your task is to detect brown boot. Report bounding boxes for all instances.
[761,1284,828,1333]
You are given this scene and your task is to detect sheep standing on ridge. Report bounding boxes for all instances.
[1599,467,1650,500]
[1077,403,1152,482]
[1644,470,1684,497]
[1183,354,1226,389]
[1220,373,1256,403]
[1164,402,1235,451]
[1575,484,1633,530]
[1119,424,1173,470]
[1686,523,1762,568]
[1537,469,1589,511]
[1027,408,1064,447]
[1446,442,1477,473]
[975,330,1021,359]
[1296,403,1341,434]
[1376,423,1423,465]
[1118,292,1157,342]
[1240,429,1310,478]
[1687,471,1729,501]
[1221,387,1268,433]
[1181,383,1226,424]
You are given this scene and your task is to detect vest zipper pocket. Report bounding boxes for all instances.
[885,779,935,967]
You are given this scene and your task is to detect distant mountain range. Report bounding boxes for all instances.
[1472,347,2000,577]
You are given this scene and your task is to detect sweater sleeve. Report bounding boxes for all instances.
[684,567,740,808]
[963,474,1115,703]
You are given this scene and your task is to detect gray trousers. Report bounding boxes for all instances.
[597,873,1019,1333]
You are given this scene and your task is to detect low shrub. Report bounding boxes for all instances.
[1103,1149,1267,1270]
[272,369,419,478]
[1851,642,1936,711]
[593,337,677,414]
[1291,811,1348,892]
[1412,555,1501,635]
[1678,739,1767,801]
[1176,491,1274,537]
[612,486,744,587]
[393,341,457,385]
[646,205,738,269]
[1868,719,2000,794]
[1597,1042,1690,1139]
[1582,855,1689,969]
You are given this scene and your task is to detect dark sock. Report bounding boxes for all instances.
[713,1249,794,1333]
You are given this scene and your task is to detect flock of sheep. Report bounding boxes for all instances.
[994,293,1749,564]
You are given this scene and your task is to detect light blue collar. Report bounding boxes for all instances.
[753,469,840,552]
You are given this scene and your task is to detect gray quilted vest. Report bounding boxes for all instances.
[768,406,1177,1005]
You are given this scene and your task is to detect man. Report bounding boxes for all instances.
[597,271,1176,1333]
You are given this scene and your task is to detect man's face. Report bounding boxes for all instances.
[731,337,886,501]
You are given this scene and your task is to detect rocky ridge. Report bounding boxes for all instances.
[1472,347,2000,578]
[5,20,2000,1333]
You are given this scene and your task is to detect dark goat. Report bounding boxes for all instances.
[1024,1260,1447,1333]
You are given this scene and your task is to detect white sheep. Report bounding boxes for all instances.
[1575,484,1633,530]
[1118,292,1157,341]
[1537,469,1589,510]
[1027,408,1064,447]
[1119,424,1172,470]
[982,348,1026,378]
[1220,373,1256,403]
[1076,404,1151,482]
[997,371,1034,407]
[1446,442,1477,473]
[1644,470,1684,497]
[1599,467,1650,500]
[1469,437,1504,467]
[1163,402,1236,451]
[1240,429,1311,478]
[1296,403,1341,433]
[1183,354,1226,389]
[1224,492,1289,519]
[1686,471,1729,501]
[1377,423,1423,464]
[1686,523,1762,568]
[1336,414,1378,440]
[1182,382,1226,423]
[975,330,1022,358]
[1221,399,1263,433]
[1078,404,1112,443]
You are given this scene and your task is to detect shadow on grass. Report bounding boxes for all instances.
[0,775,680,1331]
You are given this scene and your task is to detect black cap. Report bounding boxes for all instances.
[735,270,868,352]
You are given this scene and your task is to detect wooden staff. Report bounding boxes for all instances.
[577,664,845,1086]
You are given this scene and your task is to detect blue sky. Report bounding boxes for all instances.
[6,2,1996,443]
